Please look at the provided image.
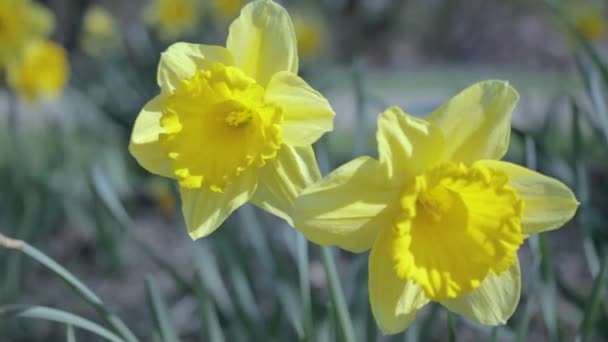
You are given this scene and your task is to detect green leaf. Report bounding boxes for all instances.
[577,255,608,341]
[193,270,225,342]
[66,324,76,342]
[447,311,457,342]
[295,232,313,341]
[276,281,304,339]
[145,276,181,342]
[0,233,138,342]
[320,246,355,342]
[0,305,122,342]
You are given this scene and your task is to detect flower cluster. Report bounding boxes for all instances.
[129,0,579,334]
[0,0,68,102]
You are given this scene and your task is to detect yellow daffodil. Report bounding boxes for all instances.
[212,0,245,21]
[7,40,69,102]
[144,0,201,41]
[573,7,605,41]
[293,13,324,61]
[81,5,119,56]
[294,81,578,334]
[129,0,335,239]
[0,0,55,66]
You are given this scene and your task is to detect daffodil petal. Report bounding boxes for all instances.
[157,43,234,95]
[226,0,298,86]
[128,95,174,178]
[441,258,521,325]
[427,80,519,163]
[265,71,334,146]
[377,106,445,182]
[369,225,429,335]
[475,160,579,235]
[250,144,321,225]
[180,171,257,240]
[293,156,400,253]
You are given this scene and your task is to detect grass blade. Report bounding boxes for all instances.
[524,135,561,342]
[320,246,355,342]
[447,311,457,342]
[490,327,499,342]
[352,58,368,158]
[0,305,123,342]
[193,243,235,316]
[193,270,225,342]
[546,1,608,86]
[145,276,181,342]
[577,255,608,342]
[66,324,76,342]
[276,281,304,339]
[0,233,138,342]
[296,232,313,341]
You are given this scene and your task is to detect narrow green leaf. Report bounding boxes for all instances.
[490,327,499,342]
[0,233,138,342]
[237,205,276,278]
[66,324,76,342]
[193,270,225,342]
[525,135,561,342]
[352,58,368,158]
[90,165,134,229]
[516,300,532,342]
[546,1,608,85]
[296,232,313,341]
[193,242,235,316]
[577,255,608,342]
[145,276,181,342]
[320,246,355,342]
[418,303,440,341]
[91,165,194,296]
[447,311,457,342]
[276,281,304,339]
[574,55,608,146]
[227,262,261,331]
[0,305,122,342]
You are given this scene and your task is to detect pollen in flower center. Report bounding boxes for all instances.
[416,185,455,222]
[392,162,524,300]
[218,99,256,128]
[159,63,283,192]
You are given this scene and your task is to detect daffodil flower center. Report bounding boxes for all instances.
[159,63,283,192]
[218,99,256,127]
[392,162,524,300]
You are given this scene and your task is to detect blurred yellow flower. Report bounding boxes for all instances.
[8,40,69,102]
[147,178,176,218]
[293,14,324,61]
[81,5,119,56]
[573,7,605,41]
[294,81,579,334]
[129,0,335,239]
[212,0,245,20]
[0,0,55,66]
[145,0,201,41]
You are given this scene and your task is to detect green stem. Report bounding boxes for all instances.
[320,246,355,342]
[352,58,367,158]
[297,233,313,341]
[447,311,457,342]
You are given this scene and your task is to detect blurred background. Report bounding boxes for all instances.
[1,0,608,341]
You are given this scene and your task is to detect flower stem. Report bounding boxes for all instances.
[320,246,355,342]
[297,233,314,341]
